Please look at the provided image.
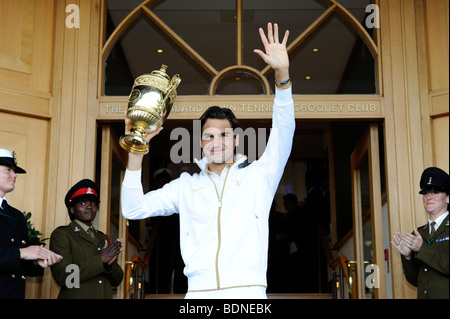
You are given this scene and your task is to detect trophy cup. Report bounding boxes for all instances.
[119,64,181,155]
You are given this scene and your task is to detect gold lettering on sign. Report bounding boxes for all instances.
[171,104,276,113]
[172,105,204,113]
[295,103,378,113]
[101,102,379,114]
[104,105,126,113]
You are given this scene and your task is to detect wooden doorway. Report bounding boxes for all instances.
[350,123,386,298]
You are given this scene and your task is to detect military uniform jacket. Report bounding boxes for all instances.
[50,220,123,299]
[0,204,44,299]
[401,215,449,299]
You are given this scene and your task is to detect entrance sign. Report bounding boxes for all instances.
[99,97,383,120]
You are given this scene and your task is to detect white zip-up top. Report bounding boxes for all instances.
[121,87,295,293]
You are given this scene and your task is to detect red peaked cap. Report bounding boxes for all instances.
[64,179,100,208]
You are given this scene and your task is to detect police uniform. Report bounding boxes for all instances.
[0,149,43,299]
[50,179,123,299]
[401,167,449,299]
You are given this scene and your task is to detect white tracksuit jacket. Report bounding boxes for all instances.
[121,87,295,292]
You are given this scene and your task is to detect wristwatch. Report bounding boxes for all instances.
[275,78,291,88]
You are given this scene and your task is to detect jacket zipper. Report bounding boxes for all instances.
[204,165,232,290]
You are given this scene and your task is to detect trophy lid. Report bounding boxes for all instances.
[133,65,175,93]
[150,64,171,82]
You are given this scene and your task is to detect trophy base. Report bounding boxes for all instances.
[119,134,149,155]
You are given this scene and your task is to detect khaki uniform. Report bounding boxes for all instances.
[401,215,449,299]
[50,220,123,299]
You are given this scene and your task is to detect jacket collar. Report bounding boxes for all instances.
[194,154,248,174]
[434,214,449,238]
[69,220,99,246]
[423,214,449,240]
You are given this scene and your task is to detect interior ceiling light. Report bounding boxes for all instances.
[157,49,163,53]
[306,76,311,80]
[313,48,319,52]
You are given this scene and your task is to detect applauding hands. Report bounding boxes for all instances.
[391,229,424,260]
[20,245,63,268]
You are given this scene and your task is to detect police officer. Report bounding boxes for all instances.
[0,148,62,299]
[392,167,449,299]
[50,179,124,299]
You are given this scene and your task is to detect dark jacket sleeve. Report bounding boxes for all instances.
[401,254,419,287]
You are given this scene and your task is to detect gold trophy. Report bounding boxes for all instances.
[119,65,181,155]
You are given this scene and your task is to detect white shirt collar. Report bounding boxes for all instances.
[429,211,449,233]
[0,197,7,208]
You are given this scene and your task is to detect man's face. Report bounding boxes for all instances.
[0,165,17,197]
[70,198,98,226]
[201,119,239,165]
[422,189,449,217]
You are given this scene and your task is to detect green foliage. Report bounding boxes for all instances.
[23,212,48,245]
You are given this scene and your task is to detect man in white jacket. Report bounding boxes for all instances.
[121,23,295,299]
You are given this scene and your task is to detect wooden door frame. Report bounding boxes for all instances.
[350,123,385,298]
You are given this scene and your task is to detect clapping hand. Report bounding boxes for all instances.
[20,245,63,267]
[391,232,412,259]
[100,238,124,265]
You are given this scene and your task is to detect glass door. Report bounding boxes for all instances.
[98,124,129,298]
[350,123,386,299]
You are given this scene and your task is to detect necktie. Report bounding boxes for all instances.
[430,221,436,237]
[88,227,95,238]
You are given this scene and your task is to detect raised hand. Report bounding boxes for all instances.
[254,22,290,81]
[124,111,163,170]
[124,116,163,146]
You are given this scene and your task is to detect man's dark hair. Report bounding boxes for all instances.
[283,193,298,204]
[199,106,240,132]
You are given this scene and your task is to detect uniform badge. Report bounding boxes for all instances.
[12,151,18,165]
[435,236,449,243]
[427,177,432,185]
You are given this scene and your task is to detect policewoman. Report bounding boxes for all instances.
[0,148,62,299]
[392,167,449,299]
[50,179,124,299]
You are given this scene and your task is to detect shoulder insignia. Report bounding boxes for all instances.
[417,224,427,230]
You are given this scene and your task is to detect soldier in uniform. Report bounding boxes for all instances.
[50,179,124,299]
[0,148,62,299]
[392,167,449,299]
